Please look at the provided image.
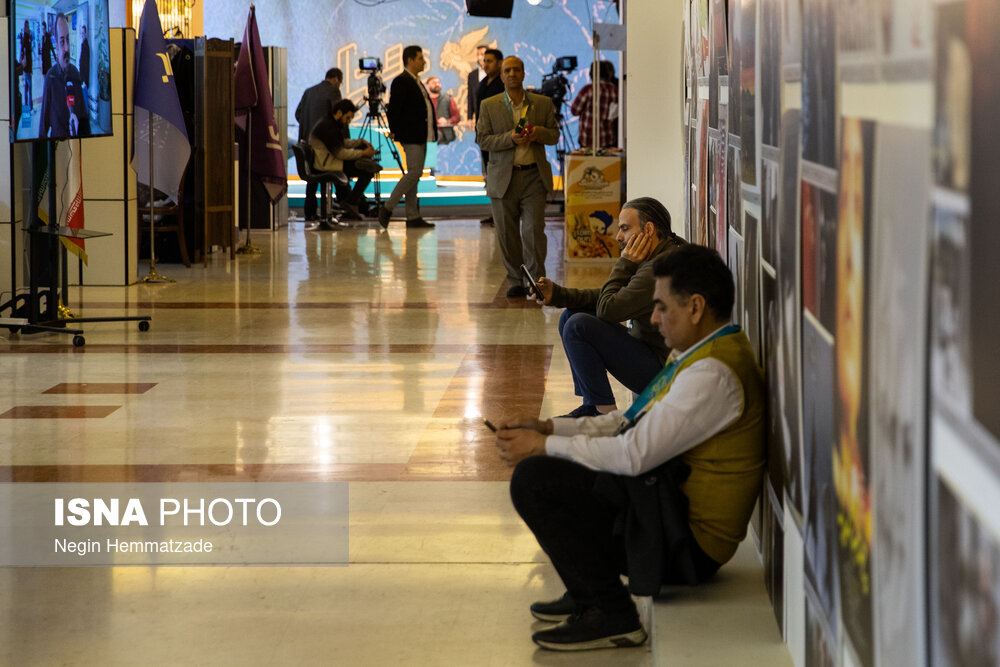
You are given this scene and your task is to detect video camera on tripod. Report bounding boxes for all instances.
[358,57,386,113]
[539,55,577,111]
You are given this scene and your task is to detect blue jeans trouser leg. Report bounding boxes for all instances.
[558,309,664,407]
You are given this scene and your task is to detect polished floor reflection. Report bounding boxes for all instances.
[1,219,785,665]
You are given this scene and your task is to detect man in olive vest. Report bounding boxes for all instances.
[493,244,765,652]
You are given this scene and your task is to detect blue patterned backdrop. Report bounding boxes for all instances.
[205,0,619,175]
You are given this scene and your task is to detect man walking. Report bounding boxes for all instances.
[380,45,436,229]
[295,68,343,221]
[477,56,558,297]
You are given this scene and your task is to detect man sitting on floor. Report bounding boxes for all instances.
[309,99,381,223]
[493,244,765,651]
[533,197,684,417]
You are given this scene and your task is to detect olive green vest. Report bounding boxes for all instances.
[668,331,766,564]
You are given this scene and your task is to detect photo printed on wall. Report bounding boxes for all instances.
[761,156,779,267]
[837,0,880,81]
[929,198,971,417]
[729,0,743,132]
[776,107,803,520]
[801,176,838,335]
[933,1,970,194]
[739,0,758,186]
[708,133,719,248]
[760,0,781,147]
[698,99,711,246]
[728,230,745,327]
[878,0,933,80]
[802,0,837,168]
[698,0,711,77]
[763,480,786,634]
[709,0,728,128]
[763,270,786,497]
[870,124,931,667]
[781,0,802,80]
[933,477,1000,667]
[726,144,741,252]
[713,114,729,251]
[801,312,840,640]
[743,210,761,361]
[805,580,837,667]
[967,0,1000,450]
[833,117,875,667]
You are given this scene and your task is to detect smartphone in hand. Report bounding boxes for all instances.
[520,264,541,299]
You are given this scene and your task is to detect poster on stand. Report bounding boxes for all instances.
[563,154,623,259]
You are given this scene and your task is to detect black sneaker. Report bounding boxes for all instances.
[506,284,528,298]
[557,404,601,418]
[530,592,576,622]
[406,217,435,228]
[531,606,647,651]
[481,216,494,225]
[378,205,391,229]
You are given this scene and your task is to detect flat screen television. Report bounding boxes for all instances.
[9,0,112,141]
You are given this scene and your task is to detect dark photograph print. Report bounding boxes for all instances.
[761,158,779,267]
[802,313,840,632]
[801,0,837,167]
[763,271,785,497]
[760,0,781,147]
[930,201,972,416]
[743,210,761,361]
[739,0,758,186]
[968,0,1000,448]
[729,0,743,131]
[805,581,837,667]
[800,179,838,335]
[933,477,1000,667]
[833,117,875,667]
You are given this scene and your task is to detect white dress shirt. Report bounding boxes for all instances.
[545,325,745,476]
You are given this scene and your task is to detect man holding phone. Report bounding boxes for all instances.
[533,198,684,417]
[477,56,559,297]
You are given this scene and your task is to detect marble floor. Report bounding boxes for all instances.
[0,218,788,666]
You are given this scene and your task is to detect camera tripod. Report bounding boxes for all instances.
[357,97,403,207]
[553,101,578,168]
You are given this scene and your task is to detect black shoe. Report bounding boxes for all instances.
[317,218,341,231]
[531,592,576,622]
[480,216,494,225]
[506,284,528,298]
[531,606,647,652]
[339,203,365,221]
[406,217,435,228]
[378,205,391,229]
[557,404,601,418]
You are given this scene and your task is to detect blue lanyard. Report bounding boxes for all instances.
[622,324,742,423]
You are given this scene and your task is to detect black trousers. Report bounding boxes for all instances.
[335,161,374,208]
[510,456,719,611]
[304,180,320,219]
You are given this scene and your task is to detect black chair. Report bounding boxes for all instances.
[292,141,348,223]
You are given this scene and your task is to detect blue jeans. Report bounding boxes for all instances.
[558,309,664,407]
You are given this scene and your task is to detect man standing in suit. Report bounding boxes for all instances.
[380,45,436,229]
[466,45,487,129]
[477,56,559,297]
[295,68,342,221]
[475,48,504,226]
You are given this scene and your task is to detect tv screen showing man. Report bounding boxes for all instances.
[11,0,111,142]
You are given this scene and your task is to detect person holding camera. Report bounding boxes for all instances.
[379,45,436,229]
[296,68,343,221]
[310,99,381,225]
[477,56,559,297]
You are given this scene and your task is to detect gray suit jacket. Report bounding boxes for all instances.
[476,92,559,198]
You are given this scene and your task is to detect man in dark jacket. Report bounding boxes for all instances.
[533,198,684,417]
[295,68,342,221]
[40,14,89,138]
[379,45,436,229]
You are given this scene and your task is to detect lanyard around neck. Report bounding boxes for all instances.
[504,91,529,120]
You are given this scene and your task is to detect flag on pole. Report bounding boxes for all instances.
[60,140,88,264]
[132,0,190,203]
[234,5,286,203]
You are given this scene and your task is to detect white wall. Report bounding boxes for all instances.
[624,0,686,236]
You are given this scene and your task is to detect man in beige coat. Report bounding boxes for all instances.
[477,57,559,297]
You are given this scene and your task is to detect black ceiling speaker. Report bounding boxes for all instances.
[466,0,514,18]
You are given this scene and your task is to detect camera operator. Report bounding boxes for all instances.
[295,67,343,221]
[310,99,380,224]
[379,45,436,230]
[570,61,619,150]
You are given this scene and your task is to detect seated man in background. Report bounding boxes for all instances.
[309,99,381,223]
[494,244,765,651]
[533,197,684,417]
